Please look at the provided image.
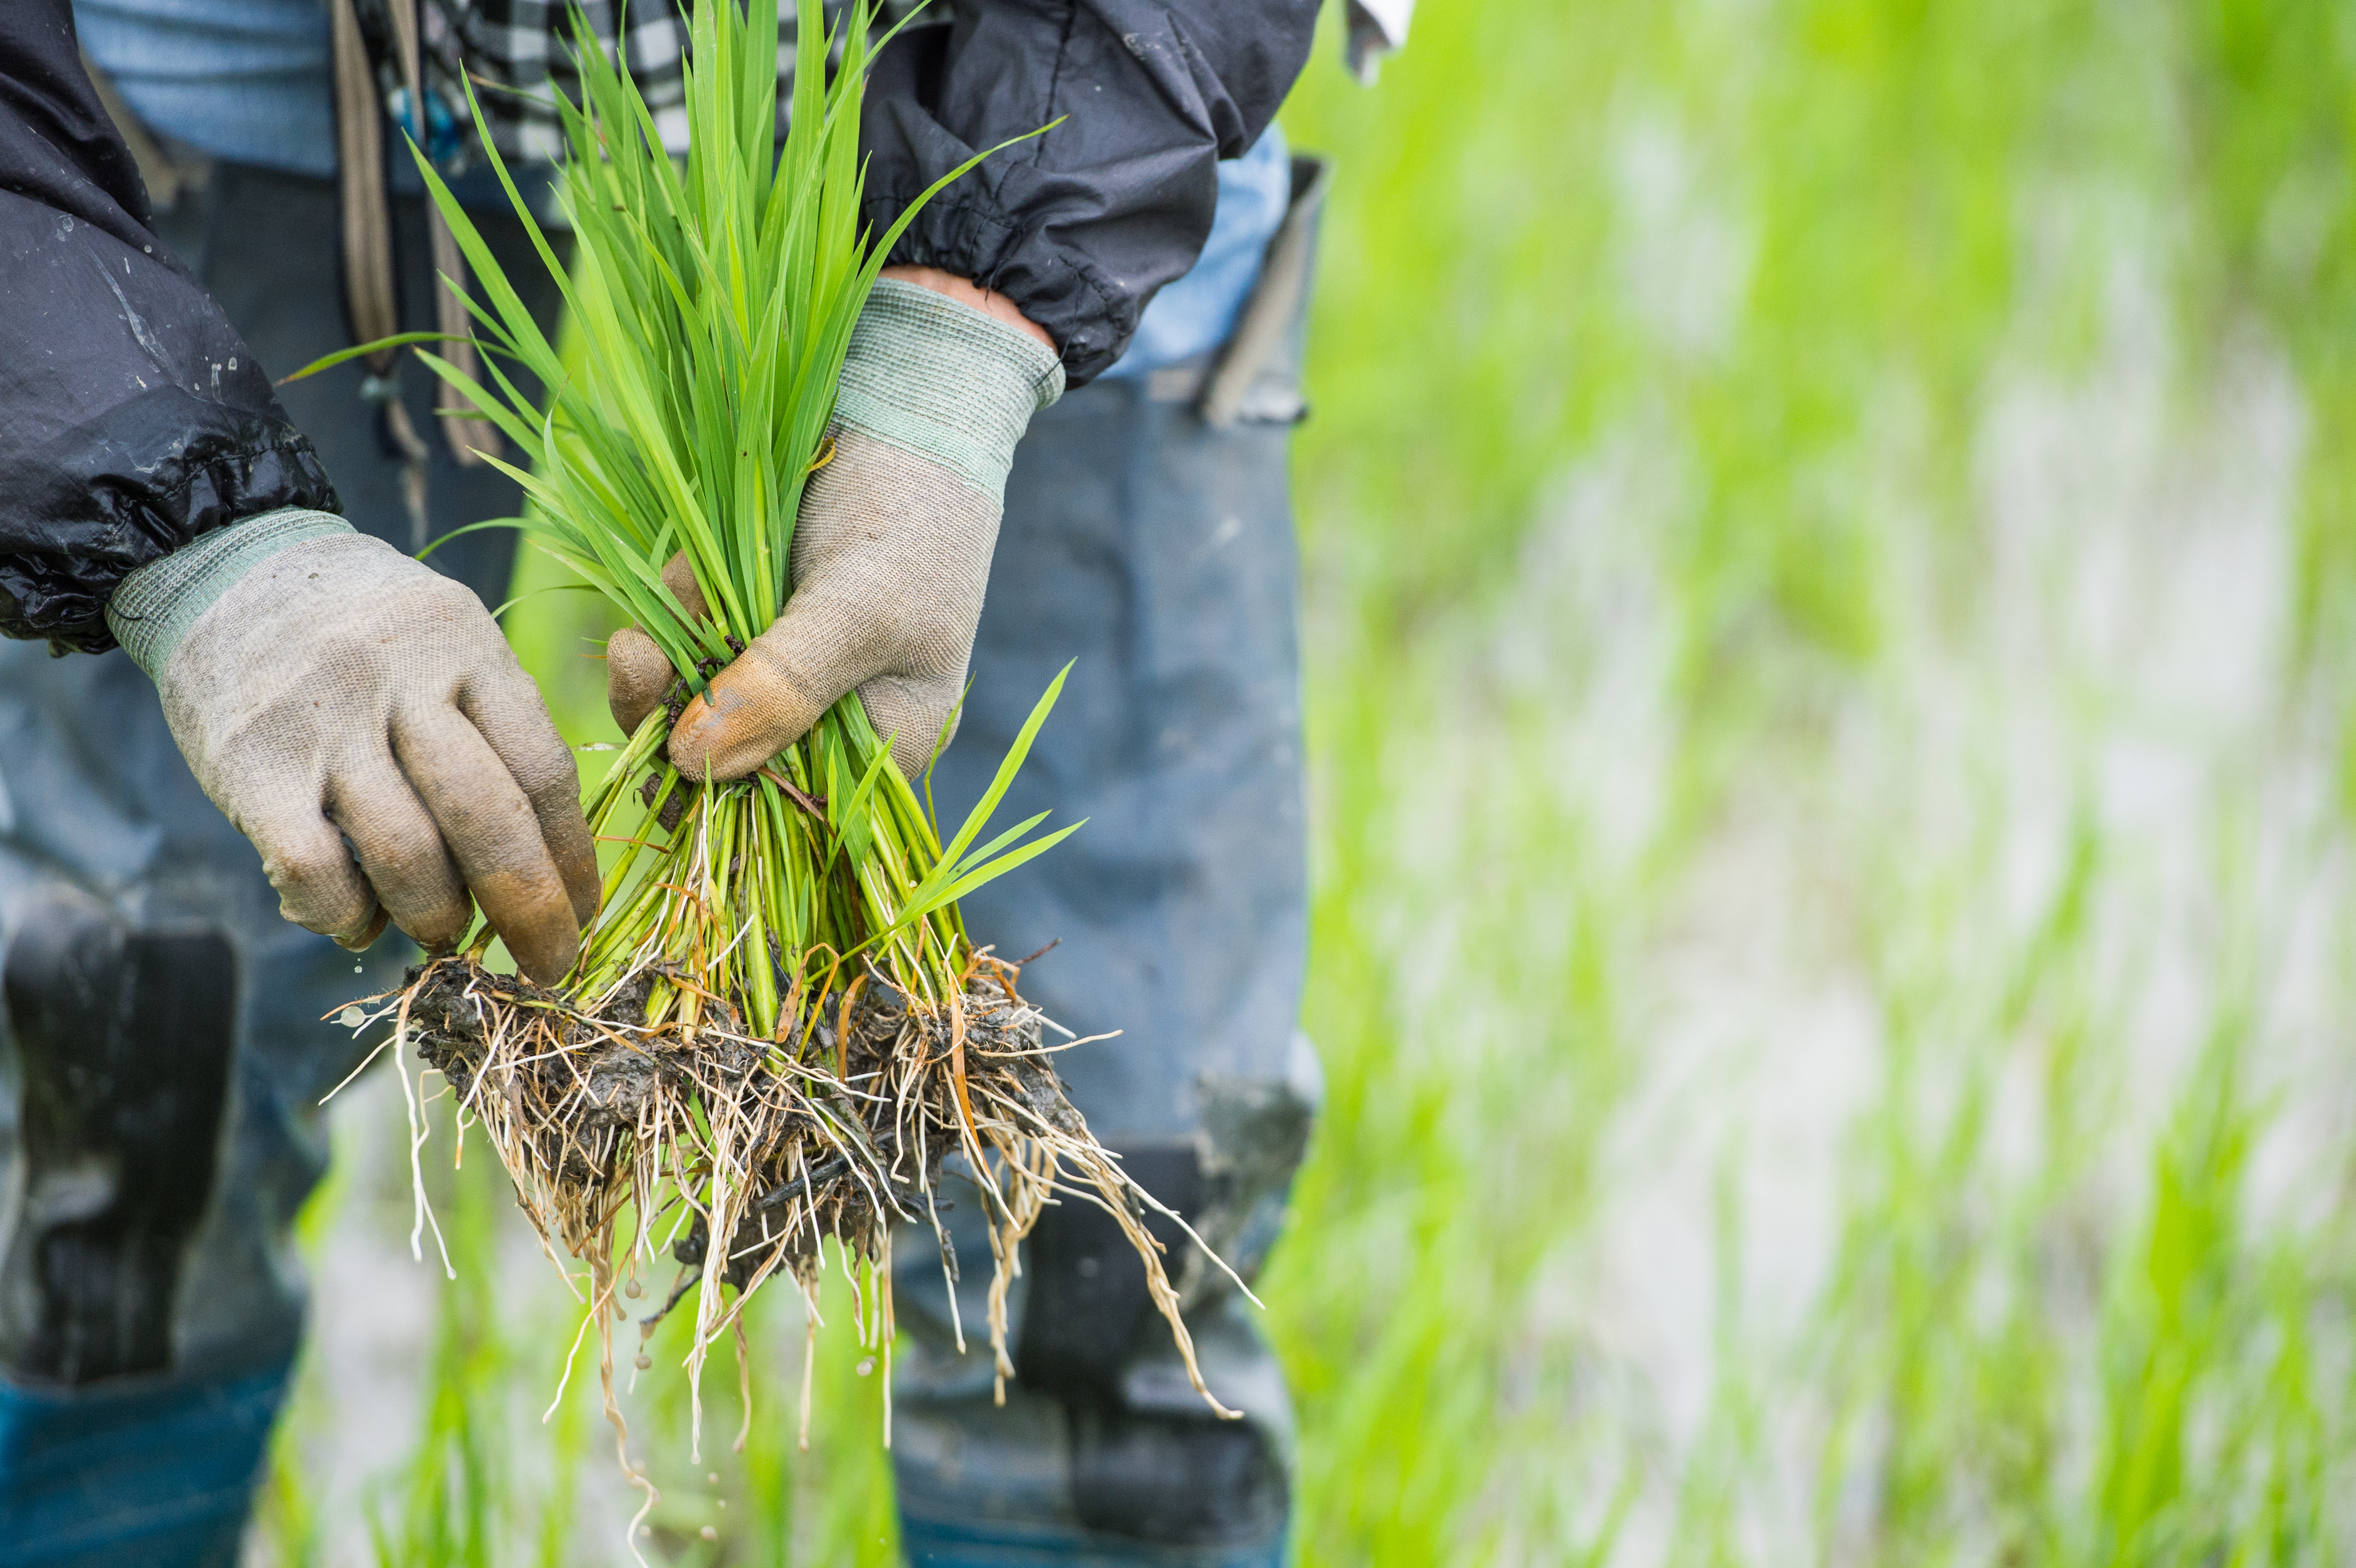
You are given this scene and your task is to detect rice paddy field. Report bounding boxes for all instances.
[252,1,2356,1562]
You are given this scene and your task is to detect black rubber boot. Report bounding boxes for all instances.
[1014,1145,1290,1551]
[0,895,239,1386]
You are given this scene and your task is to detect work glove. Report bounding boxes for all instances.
[108,509,601,983]
[606,278,1065,781]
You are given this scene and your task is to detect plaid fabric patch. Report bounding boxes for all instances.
[355,1,930,173]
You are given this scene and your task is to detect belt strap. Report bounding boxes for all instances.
[1198,156,1332,429]
[330,0,500,552]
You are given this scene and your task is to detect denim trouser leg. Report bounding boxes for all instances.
[0,164,553,1567]
[891,367,1319,1566]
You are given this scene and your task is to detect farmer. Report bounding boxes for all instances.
[0,1,1408,1562]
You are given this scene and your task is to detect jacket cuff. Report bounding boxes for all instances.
[864,183,1142,388]
[1,425,342,657]
[106,510,355,678]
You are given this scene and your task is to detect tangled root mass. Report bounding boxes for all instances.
[383,952,1238,1455]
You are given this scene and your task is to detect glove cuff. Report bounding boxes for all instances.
[107,508,356,678]
[834,278,1066,504]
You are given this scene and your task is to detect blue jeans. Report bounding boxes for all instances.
[0,159,1318,1566]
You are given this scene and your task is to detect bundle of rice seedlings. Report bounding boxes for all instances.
[311,0,1245,1507]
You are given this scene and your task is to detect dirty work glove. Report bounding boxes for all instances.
[108,509,601,984]
[604,551,713,737]
[607,278,1064,781]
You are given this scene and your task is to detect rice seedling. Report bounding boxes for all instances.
[299,0,1241,1520]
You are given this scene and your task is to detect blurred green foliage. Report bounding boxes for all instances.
[1273,0,2356,1562]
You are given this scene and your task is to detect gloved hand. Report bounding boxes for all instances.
[108,509,600,983]
[606,275,1065,781]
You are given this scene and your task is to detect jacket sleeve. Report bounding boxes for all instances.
[860,0,1320,387]
[0,1,335,654]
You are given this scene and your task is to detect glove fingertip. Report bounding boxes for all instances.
[559,843,601,928]
[659,554,711,623]
[666,690,765,784]
[605,626,674,738]
[510,922,580,988]
[888,731,935,782]
[332,905,393,952]
[857,676,960,782]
